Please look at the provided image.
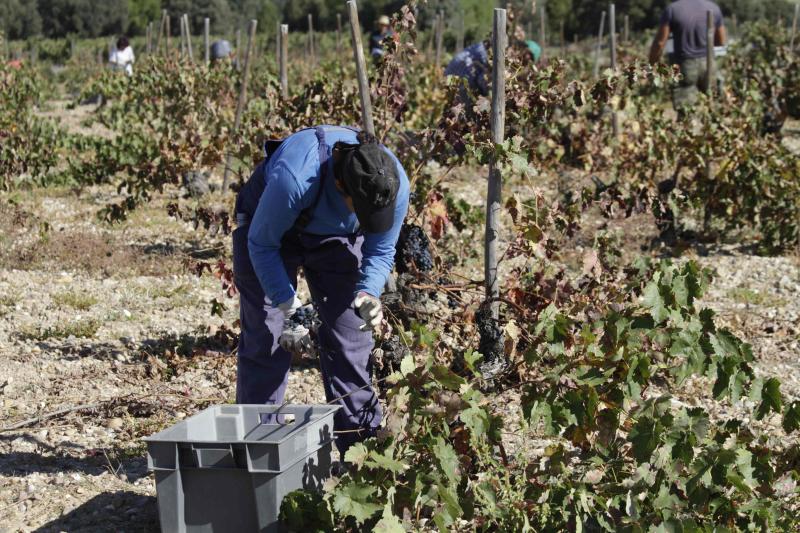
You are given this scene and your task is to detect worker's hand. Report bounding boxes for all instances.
[276,295,302,317]
[354,292,382,332]
[279,323,313,354]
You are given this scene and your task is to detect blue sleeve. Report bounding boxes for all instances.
[355,157,410,298]
[659,6,672,26]
[247,161,304,306]
[714,7,724,29]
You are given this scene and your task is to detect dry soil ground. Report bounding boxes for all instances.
[0,119,798,532]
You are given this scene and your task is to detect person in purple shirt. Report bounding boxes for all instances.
[232,125,410,454]
[649,0,727,110]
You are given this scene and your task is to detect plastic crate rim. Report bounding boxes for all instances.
[143,403,340,445]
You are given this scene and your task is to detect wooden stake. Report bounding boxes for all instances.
[560,20,566,57]
[156,10,167,55]
[179,14,186,57]
[624,15,629,43]
[166,12,171,54]
[705,10,714,198]
[791,4,799,51]
[731,14,737,38]
[204,18,210,64]
[593,10,606,78]
[308,13,316,65]
[222,19,258,193]
[609,4,619,139]
[184,14,194,62]
[337,14,343,55]
[146,22,152,55]
[347,0,375,136]
[280,24,288,98]
[706,11,714,100]
[235,29,241,71]
[485,8,507,320]
[435,11,444,69]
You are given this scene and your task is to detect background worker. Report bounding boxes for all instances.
[233,125,410,454]
[369,15,393,60]
[210,39,235,66]
[649,0,727,110]
[108,36,134,76]
[445,39,542,97]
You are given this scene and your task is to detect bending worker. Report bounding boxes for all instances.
[649,0,727,110]
[233,125,410,454]
[445,39,541,96]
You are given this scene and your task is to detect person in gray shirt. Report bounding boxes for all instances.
[649,0,727,110]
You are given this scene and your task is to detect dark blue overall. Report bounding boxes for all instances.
[232,127,381,454]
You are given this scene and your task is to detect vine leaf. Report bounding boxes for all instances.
[629,417,659,463]
[783,401,800,433]
[433,437,460,485]
[642,281,667,324]
[331,482,382,525]
[756,378,783,420]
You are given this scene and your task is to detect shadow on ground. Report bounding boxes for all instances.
[34,490,158,532]
[0,439,150,483]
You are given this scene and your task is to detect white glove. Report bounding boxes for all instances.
[275,297,313,354]
[354,292,382,332]
[276,295,302,317]
[279,324,313,354]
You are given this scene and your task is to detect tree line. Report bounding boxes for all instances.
[1,0,796,42]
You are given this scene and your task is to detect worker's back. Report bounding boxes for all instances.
[662,0,723,61]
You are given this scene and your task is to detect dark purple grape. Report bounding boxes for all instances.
[395,224,434,273]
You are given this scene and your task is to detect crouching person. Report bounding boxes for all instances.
[232,125,410,454]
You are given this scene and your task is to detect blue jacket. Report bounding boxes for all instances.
[445,42,489,96]
[247,125,410,306]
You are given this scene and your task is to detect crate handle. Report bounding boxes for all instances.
[183,443,239,469]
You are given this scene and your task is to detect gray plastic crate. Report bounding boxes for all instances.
[144,404,339,533]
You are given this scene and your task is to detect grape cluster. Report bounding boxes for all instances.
[395,224,434,273]
[476,307,505,379]
[289,304,318,330]
[374,335,411,393]
[380,336,410,368]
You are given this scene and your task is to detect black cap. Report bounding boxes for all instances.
[342,143,399,234]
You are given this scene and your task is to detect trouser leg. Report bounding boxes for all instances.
[302,234,381,455]
[673,58,702,113]
[232,225,299,405]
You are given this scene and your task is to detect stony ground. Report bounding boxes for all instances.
[0,119,798,531]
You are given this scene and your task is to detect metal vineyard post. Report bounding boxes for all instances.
[485,8,507,320]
